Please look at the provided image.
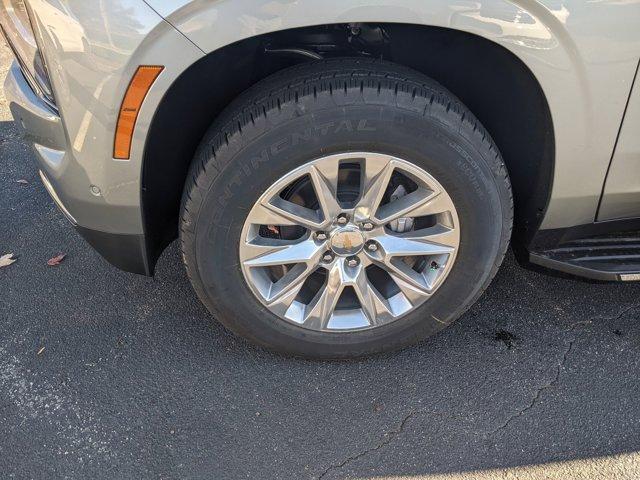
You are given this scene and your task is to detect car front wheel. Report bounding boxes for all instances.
[180,58,512,358]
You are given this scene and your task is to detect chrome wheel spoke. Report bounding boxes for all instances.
[402,224,459,248]
[309,165,342,223]
[385,259,432,294]
[256,198,323,229]
[266,265,313,315]
[371,234,454,296]
[353,265,391,325]
[375,187,435,224]
[303,261,344,329]
[242,238,322,267]
[354,266,377,323]
[354,156,395,223]
[388,271,432,303]
[374,235,455,257]
[406,191,454,217]
[241,239,323,316]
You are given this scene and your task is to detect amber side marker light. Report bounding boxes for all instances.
[113,65,164,160]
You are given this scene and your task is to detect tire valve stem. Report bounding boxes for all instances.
[430,261,440,271]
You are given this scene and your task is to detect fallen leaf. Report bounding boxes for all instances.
[47,253,66,266]
[16,179,28,184]
[37,346,45,355]
[0,253,16,268]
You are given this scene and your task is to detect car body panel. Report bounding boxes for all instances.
[20,0,202,234]
[3,0,640,274]
[598,62,640,221]
[147,0,640,229]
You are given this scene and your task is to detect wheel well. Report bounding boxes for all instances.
[142,23,554,271]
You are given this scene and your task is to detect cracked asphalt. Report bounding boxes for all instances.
[2,44,640,479]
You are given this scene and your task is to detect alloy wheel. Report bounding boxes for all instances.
[239,152,460,332]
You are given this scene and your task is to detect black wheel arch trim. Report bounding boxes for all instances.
[76,226,152,276]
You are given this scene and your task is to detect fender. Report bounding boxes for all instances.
[27,0,203,235]
[145,0,640,229]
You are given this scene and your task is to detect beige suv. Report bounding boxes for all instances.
[2,0,640,357]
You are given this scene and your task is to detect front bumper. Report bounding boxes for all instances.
[4,61,151,275]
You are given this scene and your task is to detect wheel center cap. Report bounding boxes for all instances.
[330,226,365,256]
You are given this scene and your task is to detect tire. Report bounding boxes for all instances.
[180,58,513,358]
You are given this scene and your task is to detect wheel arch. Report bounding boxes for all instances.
[141,22,554,272]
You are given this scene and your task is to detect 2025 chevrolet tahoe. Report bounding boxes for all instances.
[2,0,640,357]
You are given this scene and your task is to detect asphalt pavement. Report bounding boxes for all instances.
[2,44,640,479]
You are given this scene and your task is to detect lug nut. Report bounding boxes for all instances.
[362,222,374,231]
[366,241,378,252]
[315,232,328,241]
[336,214,349,225]
[322,252,335,263]
[346,256,359,268]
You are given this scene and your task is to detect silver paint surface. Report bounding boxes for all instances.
[598,63,640,221]
[4,0,640,236]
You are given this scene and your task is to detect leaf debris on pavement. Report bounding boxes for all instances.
[0,253,17,268]
[47,253,66,266]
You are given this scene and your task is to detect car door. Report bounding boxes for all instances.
[598,63,640,221]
